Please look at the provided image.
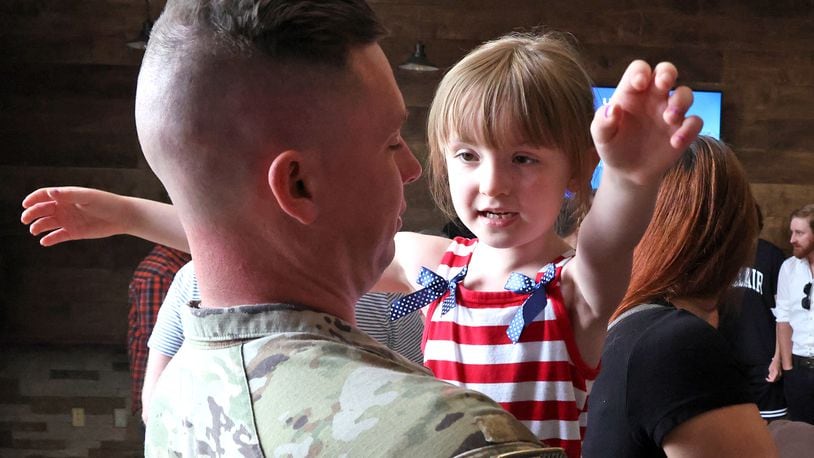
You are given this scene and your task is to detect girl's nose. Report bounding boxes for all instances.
[479,162,510,197]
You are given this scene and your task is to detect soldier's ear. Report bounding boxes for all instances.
[268,150,318,224]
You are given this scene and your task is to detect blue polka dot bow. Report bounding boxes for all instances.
[389,266,468,321]
[504,263,557,343]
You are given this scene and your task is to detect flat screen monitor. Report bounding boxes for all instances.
[590,86,723,189]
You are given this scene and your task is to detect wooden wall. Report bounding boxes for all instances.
[1,0,169,344]
[374,0,814,247]
[1,0,812,344]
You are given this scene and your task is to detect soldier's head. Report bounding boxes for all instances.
[134,0,421,309]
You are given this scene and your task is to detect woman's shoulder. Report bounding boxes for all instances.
[610,305,725,356]
[618,306,733,370]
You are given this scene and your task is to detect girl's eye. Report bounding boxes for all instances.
[513,154,538,165]
[454,149,478,162]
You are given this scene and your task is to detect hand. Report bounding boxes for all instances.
[21,186,131,246]
[590,61,704,186]
[766,357,782,382]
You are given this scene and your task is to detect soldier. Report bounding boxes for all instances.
[132,0,551,456]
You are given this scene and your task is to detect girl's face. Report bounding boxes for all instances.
[445,136,574,250]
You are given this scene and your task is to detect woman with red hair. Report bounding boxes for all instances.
[583,136,778,457]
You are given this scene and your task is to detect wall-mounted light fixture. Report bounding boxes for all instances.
[126,0,153,50]
[398,42,439,72]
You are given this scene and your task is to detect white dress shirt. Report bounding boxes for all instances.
[776,256,814,357]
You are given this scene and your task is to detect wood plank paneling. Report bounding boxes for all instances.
[2,0,813,343]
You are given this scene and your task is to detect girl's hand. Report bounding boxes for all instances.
[21,186,131,246]
[590,60,703,187]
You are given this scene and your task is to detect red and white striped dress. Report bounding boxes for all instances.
[422,237,598,458]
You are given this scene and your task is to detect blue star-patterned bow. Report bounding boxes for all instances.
[504,263,557,343]
[389,266,468,321]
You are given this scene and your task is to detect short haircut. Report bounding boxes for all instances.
[148,0,386,67]
[612,136,758,321]
[136,0,387,214]
[791,204,814,233]
[426,32,596,220]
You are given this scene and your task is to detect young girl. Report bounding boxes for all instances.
[378,33,699,457]
[22,32,700,456]
[582,136,778,457]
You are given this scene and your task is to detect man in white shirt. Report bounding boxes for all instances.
[776,204,814,423]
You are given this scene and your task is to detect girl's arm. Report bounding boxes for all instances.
[20,186,451,297]
[21,186,189,252]
[661,404,778,457]
[564,61,703,364]
[370,231,451,294]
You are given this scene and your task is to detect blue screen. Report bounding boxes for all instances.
[590,86,722,189]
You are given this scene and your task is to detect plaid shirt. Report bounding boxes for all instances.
[127,244,191,415]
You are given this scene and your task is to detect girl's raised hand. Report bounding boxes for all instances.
[590,60,703,186]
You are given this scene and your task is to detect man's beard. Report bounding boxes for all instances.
[793,243,814,259]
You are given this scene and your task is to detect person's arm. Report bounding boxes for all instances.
[767,332,783,382]
[775,262,794,370]
[766,247,784,382]
[778,322,794,370]
[662,403,778,457]
[141,350,173,424]
[565,61,703,364]
[21,186,189,251]
[147,262,194,358]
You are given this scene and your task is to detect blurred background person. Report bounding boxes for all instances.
[127,244,190,423]
[776,204,814,424]
[583,136,777,457]
[719,205,787,421]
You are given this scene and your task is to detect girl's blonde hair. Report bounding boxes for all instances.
[426,32,597,220]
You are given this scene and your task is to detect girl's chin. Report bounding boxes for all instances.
[470,230,520,249]
[470,224,558,251]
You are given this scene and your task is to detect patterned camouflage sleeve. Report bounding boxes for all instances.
[146,305,566,457]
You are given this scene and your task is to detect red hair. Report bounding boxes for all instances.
[611,136,758,322]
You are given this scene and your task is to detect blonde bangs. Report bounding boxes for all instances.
[441,55,558,152]
[427,32,597,218]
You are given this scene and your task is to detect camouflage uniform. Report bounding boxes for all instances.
[145,303,561,457]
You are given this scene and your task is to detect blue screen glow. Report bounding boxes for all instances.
[590,86,722,189]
